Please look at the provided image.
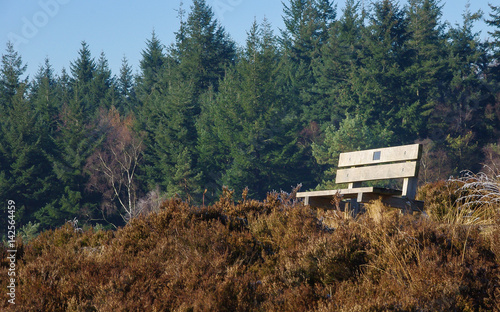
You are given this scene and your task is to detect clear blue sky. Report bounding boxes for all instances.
[0,0,494,79]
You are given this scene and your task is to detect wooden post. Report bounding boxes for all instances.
[402,177,418,199]
[349,182,361,217]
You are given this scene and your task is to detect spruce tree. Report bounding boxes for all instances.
[117,56,136,114]
[312,0,365,125]
[280,0,336,124]
[92,51,117,110]
[437,4,489,173]
[486,4,500,82]
[136,31,166,103]
[31,58,59,136]
[137,0,236,201]
[171,0,235,94]
[0,45,57,229]
[140,69,201,200]
[405,0,448,139]
[198,20,308,198]
[43,101,101,227]
[0,42,27,108]
[37,42,103,227]
[69,41,97,121]
[353,0,410,141]
[484,4,500,144]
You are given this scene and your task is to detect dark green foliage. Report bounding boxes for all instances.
[486,4,500,82]
[93,52,117,110]
[1,83,54,226]
[197,20,314,199]
[280,0,336,125]
[116,56,136,114]
[69,41,97,120]
[140,74,202,199]
[404,0,449,137]
[171,0,236,94]
[0,44,56,230]
[312,0,365,125]
[0,42,26,107]
[136,30,165,103]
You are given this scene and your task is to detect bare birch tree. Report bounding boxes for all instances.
[86,107,144,224]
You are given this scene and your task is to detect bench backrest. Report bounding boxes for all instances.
[335,144,422,198]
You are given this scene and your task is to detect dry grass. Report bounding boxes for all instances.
[1,185,500,311]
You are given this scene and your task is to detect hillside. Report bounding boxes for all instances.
[2,1,500,233]
[2,181,499,311]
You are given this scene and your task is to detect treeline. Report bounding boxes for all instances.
[1,0,500,230]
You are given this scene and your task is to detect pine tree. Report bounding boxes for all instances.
[486,4,500,82]
[69,41,97,121]
[117,56,136,114]
[140,70,201,200]
[280,0,336,124]
[312,0,365,125]
[0,45,58,229]
[198,20,307,198]
[353,0,410,141]
[171,0,235,94]
[405,0,449,139]
[0,42,27,109]
[92,51,117,110]
[136,31,166,102]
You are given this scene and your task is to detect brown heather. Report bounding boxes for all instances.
[2,183,500,311]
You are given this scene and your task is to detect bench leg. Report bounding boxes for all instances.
[402,200,414,215]
[349,198,360,218]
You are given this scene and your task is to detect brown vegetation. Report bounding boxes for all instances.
[2,183,500,311]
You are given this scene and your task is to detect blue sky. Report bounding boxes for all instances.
[0,0,495,79]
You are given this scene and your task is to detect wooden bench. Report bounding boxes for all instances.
[297,144,424,215]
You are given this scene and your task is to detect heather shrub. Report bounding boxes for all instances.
[417,179,461,221]
[1,186,499,311]
[418,170,500,226]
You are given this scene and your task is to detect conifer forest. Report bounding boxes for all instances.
[2,0,500,230]
[3,0,500,310]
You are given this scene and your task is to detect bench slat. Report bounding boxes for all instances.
[336,161,418,184]
[297,187,401,198]
[338,144,421,167]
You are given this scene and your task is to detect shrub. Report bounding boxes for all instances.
[1,187,499,311]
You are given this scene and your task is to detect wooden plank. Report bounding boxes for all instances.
[297,187,401,198]
[358,193,424,211]
[336,161,418,184]
[338,144,421,167]
[300,193,424,211]
[297,188,370,198]
[308,196,346,210]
